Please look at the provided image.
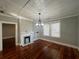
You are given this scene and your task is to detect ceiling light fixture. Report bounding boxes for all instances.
[36,13,44,26]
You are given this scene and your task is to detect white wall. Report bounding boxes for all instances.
[60,16,78,45]
[20,19,33,33]
[42,16,78,46]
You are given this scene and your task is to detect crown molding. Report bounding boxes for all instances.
[0,13,33,22]
[46,13,79,22]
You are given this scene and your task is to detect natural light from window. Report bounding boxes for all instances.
[43,24,50,36]
[51,22,60,37]
[43,22,60,38]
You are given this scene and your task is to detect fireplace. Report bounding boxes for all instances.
[24,36,30,44]
[20,32,34,46]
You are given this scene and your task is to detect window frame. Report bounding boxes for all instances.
[50,22,60,38]
[43,21,60,38]
[43,23,50,36]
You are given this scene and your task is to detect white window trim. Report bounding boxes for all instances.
[43,22,60,38]
[50,22,60,38]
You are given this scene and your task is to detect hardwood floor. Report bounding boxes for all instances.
[0,39,79,59]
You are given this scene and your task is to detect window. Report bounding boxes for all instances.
[43,24,50,36]
[51,22,60,37]
[43,22,60,38]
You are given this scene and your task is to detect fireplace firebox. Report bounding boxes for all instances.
[24,36,30,44]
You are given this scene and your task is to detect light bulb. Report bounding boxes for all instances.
[41,23,44,26]
[36,23,39,26]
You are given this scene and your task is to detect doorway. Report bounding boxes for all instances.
[2,23,16,50]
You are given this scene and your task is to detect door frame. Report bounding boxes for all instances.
[0,21,18,51]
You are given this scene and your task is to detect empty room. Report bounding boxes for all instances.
[0,0,79,59]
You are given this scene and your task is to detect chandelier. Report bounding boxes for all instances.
[36,13,44,26]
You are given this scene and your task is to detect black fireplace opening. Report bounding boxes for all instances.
[24,36,30,44]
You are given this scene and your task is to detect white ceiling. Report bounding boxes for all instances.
[0,0,79,21]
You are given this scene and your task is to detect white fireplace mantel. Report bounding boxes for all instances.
[20,32,34,46]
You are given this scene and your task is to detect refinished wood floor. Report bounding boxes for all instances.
[0,39,79,59]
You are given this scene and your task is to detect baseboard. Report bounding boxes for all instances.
[16,43,20,46]
[40,39,79,50]
[20,42,34,47]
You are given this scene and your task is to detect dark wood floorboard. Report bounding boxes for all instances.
[0,39,79,59]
